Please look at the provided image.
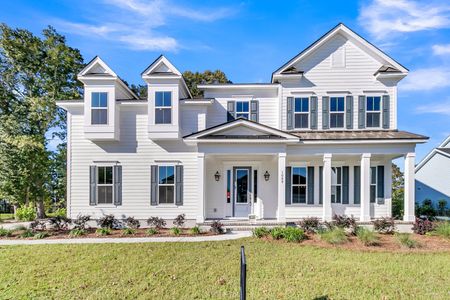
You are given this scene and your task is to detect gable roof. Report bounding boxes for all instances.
[415,135,450,172]
[271,23,408,82]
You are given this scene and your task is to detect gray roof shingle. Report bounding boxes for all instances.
[289,130,428,141]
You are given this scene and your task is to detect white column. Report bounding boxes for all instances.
[404,153,416,222]
[322,154,332,221]
[277,153,286,222]
[196,153,205,223]
[360,153,371,222]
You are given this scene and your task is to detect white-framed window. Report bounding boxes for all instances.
[97,166,113,204]
[370,167,377,203]
[294,97,309,129]
[331,167,342,203]
[236,101,250,119]
[292,167,307,204]
[158,165,175,204]
[91,92,108,125]
[155,91,172,124]
[366,96,381,128]
[330,97,345,128]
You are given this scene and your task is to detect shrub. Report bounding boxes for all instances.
[124,216,140,229]
[395,233,419,248]
[146,228,158,235]
[416,199,437,218]
[412,217,435,235]
[356,227,379,246]
[173,214,186,228]
[48,216,71,231]
[373,217,396,234]
[190,226,201,235]
[49,208,67,218]
[30,220,47,231]
[298,217,321,234]
[69,228,86,237]
[319,227,348,245]
[96,228,111,236]
[16,204,36,221]
[209,220,224,234]
[97,215,120,229]
[147,217,166,230]
[170,227,181,235]
[270,227,285,240]
[432,222,450,239]
[0,227,13,237]
[73,215,91,230]
[20,229,35,238]
[333,215,357,235]
[282,227,306,243]
[252,227,270,238]
[122,228,136,235]
[437,199,448,216]
[34,232,49,239]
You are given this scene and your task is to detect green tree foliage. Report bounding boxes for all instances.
[182,70,231,98]
[391,163,404,219]
[0,24,83,217]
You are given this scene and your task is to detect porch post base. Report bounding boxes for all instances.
[403,215,415,222]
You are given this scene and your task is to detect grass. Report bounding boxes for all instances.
[0,213,13,221]
[433,222,450,239]
[395,233,419,249]
[0,238,449,299]
[356,227,379,246]
[319,227,348,245]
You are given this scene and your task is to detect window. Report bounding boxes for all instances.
[331,167,342,203]
[294,97,309,129]
[292,167,307,204]
[97,166,113,204]
[366,96,381,128]
[155,91,172,124]
[330,97,345,128]
[158,166,175,204]
[236,101,249,119]
[226,170,231,203]
[91,92,108,125]
[253,170,258,203]
[370,167,377,203]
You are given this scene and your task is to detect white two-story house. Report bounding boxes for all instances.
[57,23,427,224]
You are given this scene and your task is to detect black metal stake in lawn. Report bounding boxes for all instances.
[240,246,246,300]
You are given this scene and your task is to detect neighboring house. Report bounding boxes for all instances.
[57,23,428,224]
[415,135,450,208]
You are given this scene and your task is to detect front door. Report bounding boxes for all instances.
[233,167,252,217]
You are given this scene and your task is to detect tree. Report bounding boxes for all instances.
[130,84,147,99]
[0,24,84,218]
[182,70,231,98]
[391,163,404,219]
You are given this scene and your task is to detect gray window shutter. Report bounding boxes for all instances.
[89,166,97,206]
[287,97,294,130]
[322,96,329,129]
[250,100,259,122]
[377,165,385,204]
[319,166,323,204]
[175,165,183,206]
[307,167,314,204]
[354,166,360,204]
[382,95,390,129]
[346,96,353,129]
[358,96,366,129]
[342,166,349,204]
[285,167,292,205]
[227,101,235,121]
[310,96,318,129]
[114,165,122,206]
[150,165,158,206]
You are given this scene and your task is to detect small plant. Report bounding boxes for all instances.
[146,228,158,235]
[30,220,47,231]
[49,208,67,217]
[20,229,35,238]
[298,217,321,234]
[437,199,447,216]
[373,217,396,234]
[96,228,111,236]
[333,215,357,235]
[147,217,166,230]
[190,226,201,235]
[395,233,419,248]
[69,228,86,237]
[0,227,13,237]
[432,222,450,239]
[34,232,49,239]
[356,227,379,246]
[48,216,72,231]
[15,204,36,221]
[252,227,271,238]
[210,220,224,234]
[170,227,181,235]
[173,214,186,228]
[412,217,435,235]
[13,225,27,231]
[122,228,136,235]
[270,227,285,240]
[319,227,348,245]
[97,214,120,229]
[282,227,306,243]
[73,215,91,230]
[124,216,140,229]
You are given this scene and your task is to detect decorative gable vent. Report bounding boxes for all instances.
[331,46,346,68]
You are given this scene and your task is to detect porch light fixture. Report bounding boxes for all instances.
[214,171,221,181]
[264,171,270,181]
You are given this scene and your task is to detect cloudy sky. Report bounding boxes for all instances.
[1,0,449,162]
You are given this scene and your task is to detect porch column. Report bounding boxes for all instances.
[404,153,416,222]
[360,153,371,222]
[322,154,332,221]
[196,153,205,223]
[277,153,286,222]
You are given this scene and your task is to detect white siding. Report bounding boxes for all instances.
[415,153,450,204]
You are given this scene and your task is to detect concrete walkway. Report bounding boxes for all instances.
[0,231,252,246]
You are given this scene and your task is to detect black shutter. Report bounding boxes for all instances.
[250,100,259,122]
[150,165,158,206]
[322,96,329,129]
[175,165,183,206]
[354,166,361,205]
[89,166,97,206]
[285,167,292,205]
[342,166,349,204]
[382,95,390,129]
[114,165,122,206]
[310,96,318,129]
[227,101,235,121]
[319,166,323,204]
[377,165,385,204]
[287,97,294,130]
[346,96,353,129]
[358,96,366,129]
[307,167,314,204]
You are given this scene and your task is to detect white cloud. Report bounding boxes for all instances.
[400,67,450,91]
[415,100,450,116]
[432,44,450,55]
[359,0,450,40]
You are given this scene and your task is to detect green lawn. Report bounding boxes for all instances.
[0,238,449,299]
[0,213,13,221]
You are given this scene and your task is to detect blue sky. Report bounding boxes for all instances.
[1,0,450,163]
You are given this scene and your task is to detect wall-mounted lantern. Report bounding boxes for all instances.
[214,171,221,181]
[264,171,270,181]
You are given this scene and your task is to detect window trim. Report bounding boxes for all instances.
[155,91,172,125]
[366,96,382,129]
[91,92,108,125]
[235,101,250,119]
[329,96,345,129]
[294,97,310,129]
[331,166,342,204]
[157,165,176,205]
[291,166,308,205]
[96,165,114,205]
[370,166,377,203]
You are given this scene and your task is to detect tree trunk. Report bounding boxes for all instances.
[13,204,18,220]
[36,199,46,219]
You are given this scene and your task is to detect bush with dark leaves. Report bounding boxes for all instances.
[373,217,396,234]
[210,220,224,234]
[48,216,72,231]
[147,217,166,230]
[412,217,435,235]
[30,220,47,231]
[97,214,120,229]
[73,215,91,230]
[173,214,186,228]
[298,217,321,234]
[124,216,140,229]
[332,215,357,235]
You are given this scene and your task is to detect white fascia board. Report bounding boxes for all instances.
[56,100,84,110]
[117,101,148,106]
[141,55,182,76]
[272,74,303,81]
[180,99,214,105]
[375,73,407,80]
[439,135,450,147]
[415,149,437,172]
[78,56,117,77]
[197,84,279,90]
[185,139,297,145]
[436,149,450,158]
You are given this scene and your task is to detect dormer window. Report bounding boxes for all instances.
[294,97,309,129]
[236,101,249,119]
[155,91,172,124]
[330,97,345,128]
[91,92,108,125]
[366,96,381,128]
